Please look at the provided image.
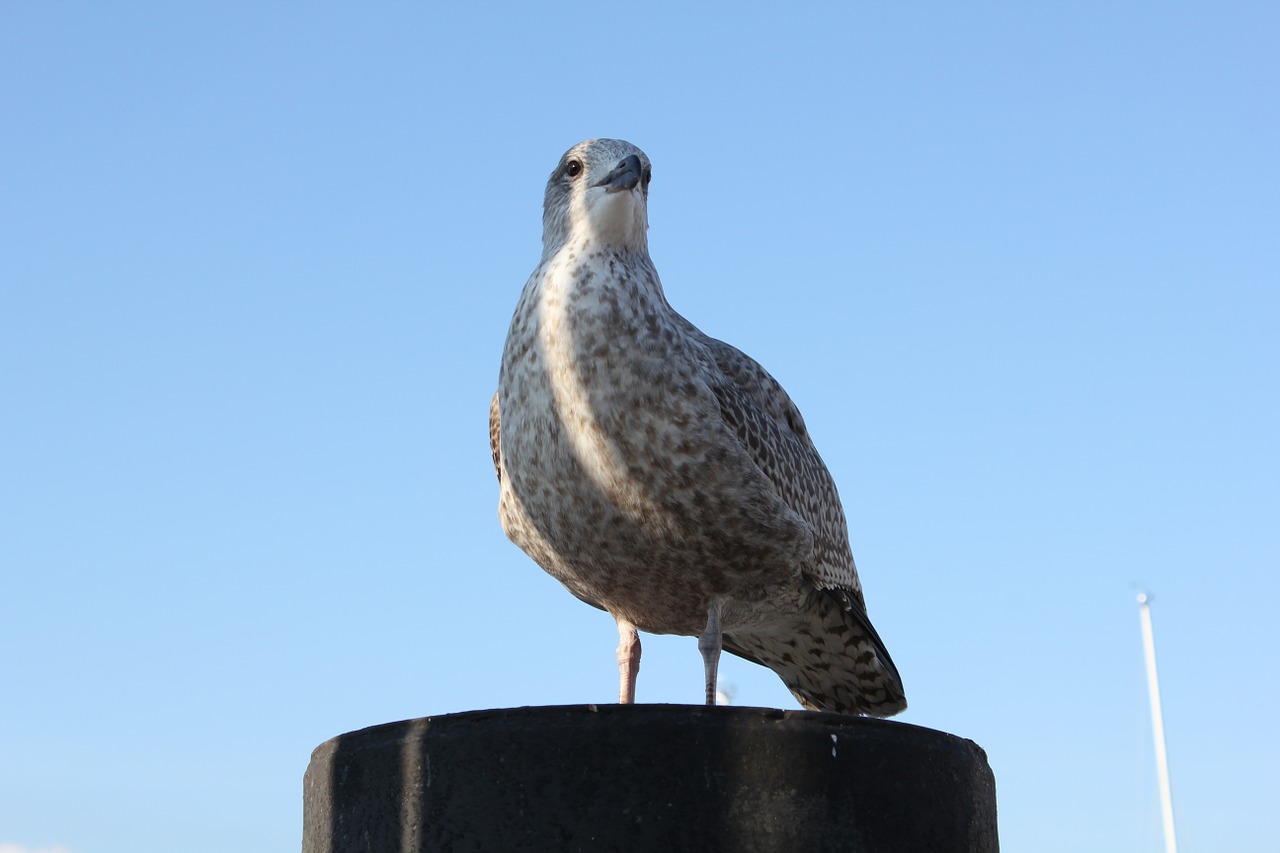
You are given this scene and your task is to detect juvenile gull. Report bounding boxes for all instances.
[490,139,906,715]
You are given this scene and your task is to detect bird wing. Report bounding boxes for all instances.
[489,390,502,482]
[721,585,908,716]
[694,332,864,601]
[693,333,907,713]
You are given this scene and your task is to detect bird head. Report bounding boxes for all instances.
[542,138,653,259]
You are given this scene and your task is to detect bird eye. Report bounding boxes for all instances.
[566,159,583,178]
[642,167,652,186]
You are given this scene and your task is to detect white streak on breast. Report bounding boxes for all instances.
[537,257,630,496]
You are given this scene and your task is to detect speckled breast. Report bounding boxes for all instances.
[496,251,809,633]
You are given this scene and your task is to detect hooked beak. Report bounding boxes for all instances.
[593,154,643,194]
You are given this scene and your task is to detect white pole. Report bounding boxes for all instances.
[1137,592,1178,853]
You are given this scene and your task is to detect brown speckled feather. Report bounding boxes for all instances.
[488,391,502,482]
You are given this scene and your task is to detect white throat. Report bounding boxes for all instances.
[574,186,648,252]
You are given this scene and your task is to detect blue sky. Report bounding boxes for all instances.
[2,2,1277,851]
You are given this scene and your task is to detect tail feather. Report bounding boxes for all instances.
[724,587,907,717]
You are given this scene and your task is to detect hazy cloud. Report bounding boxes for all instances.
[0,844,71,853]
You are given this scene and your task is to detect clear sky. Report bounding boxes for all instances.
[2,2,1277,852]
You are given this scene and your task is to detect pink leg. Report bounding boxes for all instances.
[616,618,641,704]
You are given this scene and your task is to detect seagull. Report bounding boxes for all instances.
[490,138,906,716]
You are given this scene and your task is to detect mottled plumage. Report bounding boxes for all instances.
[491,139,906,716]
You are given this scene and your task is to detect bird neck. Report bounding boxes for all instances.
[534,240,668,316]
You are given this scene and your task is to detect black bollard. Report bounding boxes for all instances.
[303,704,998,853]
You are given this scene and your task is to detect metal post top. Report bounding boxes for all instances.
[304,704,1000,853]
